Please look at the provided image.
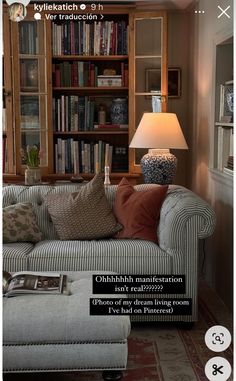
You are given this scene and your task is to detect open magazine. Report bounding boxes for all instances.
[3,271,66,297]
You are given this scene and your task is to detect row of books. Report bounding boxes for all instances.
[226,155,233,170]
[53,95,129,132]
[54,138,128,174]
[223,155,233,176]
[53,95,95,131]
[19,22,38,55]
[52,20,128,56]
[217,126,233,171]
[52,61,128,87]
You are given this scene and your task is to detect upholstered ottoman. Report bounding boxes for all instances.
[3,271,131,380]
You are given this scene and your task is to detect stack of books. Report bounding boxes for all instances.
[52,20,128,56]
[227,156,233,170]
[53,62,128,88]
[112,146,128,172]
[94,124,128,130]
[54,138,128,174]
[223,155,233,176]
[53,61,97,87]
[53,95,95,132]
[19,22,37,54]
[97,75,122,87]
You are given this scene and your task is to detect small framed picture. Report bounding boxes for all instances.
[145,68,181,98]
[219,81,233,122]
[168,68,181,98]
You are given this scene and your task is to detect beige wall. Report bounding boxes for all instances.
[168,11,191,186]
[188,0,233,310]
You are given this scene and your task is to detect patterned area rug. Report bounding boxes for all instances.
[125,297,233,381]
[3,281,233,381]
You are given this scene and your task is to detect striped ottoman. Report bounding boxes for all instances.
[3,271,131,380]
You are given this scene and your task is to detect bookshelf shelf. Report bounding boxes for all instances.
[53,87,128,91]
[214,41,233,175]
[215,122,233,128]
[214,78,233,173]
[53,131,128,135]
[20,87,39,92]
[3,173,140,186]
[53,55,129,61]
[213,32,233,177]
[19,54,46,58]
[44,173,139,185]
[49,173,130,178]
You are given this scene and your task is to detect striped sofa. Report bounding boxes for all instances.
[2,183,216,322]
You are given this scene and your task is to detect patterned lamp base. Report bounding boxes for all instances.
[141,151,177,184]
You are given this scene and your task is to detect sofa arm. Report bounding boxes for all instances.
[158,185,216,253]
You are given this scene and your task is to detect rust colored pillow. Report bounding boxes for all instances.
[114,178,168,243]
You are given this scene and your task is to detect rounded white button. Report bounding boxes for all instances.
[205,325,231,352]
[205,357,231,381]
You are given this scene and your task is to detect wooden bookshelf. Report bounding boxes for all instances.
[3,5,168,183]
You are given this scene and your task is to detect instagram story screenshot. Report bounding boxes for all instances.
[1,0,234,380]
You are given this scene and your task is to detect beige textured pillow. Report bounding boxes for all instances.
[3,203,42,243]
[44,175,121,240]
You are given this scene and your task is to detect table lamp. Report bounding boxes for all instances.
[129,113,188,184]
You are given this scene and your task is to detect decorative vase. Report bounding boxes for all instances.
[110,98,128,125]
[25,167,41,185]
[141,150,177,184]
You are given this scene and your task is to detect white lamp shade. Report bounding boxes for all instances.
[129,113,188,150]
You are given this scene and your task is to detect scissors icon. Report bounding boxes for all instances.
[212,363,224,375]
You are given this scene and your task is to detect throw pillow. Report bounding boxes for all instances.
[3,202,43,243]
[44,174,121,240]
[113,178,168,243]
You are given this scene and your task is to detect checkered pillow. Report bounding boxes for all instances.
[44,175,121,240]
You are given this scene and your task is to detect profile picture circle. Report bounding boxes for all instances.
[6,0,30,6]
[9,3,27,22]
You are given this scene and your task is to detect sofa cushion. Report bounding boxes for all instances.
[27,239,171,273]
[3,243,34,272]
[3,203,42,243]
[114,178,168,243]
[44,175,121,240]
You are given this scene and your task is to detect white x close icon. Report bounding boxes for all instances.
[217,5,231,19]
